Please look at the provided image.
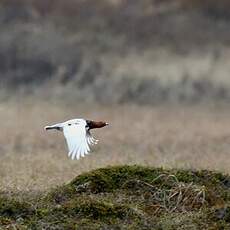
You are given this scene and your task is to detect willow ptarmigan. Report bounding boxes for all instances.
[45,119,108,160]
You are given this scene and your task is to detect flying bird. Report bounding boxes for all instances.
[44,119,108,160]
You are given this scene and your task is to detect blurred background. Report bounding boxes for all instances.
[1,0,230,192]
[1,0,230,103]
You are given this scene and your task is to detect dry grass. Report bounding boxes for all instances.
[0,98,230,192]
[2,165,229,229]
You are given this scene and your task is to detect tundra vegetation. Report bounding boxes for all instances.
[1,165,230,229]
[1,0,230,229]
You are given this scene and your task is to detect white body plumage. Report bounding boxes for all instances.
[45,118,108,160]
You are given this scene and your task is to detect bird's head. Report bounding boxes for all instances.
[86,120,109,129]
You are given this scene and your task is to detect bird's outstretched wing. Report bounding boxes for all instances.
[86,130,98,146]
[63,122,98,160]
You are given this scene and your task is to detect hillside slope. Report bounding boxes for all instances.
[1,165,230,229]
[1,0,230,104]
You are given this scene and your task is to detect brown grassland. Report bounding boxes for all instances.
[1,98,230,193]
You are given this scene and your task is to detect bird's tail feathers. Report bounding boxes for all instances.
[44,123,62,131]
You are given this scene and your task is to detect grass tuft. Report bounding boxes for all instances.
[1,165,230,228]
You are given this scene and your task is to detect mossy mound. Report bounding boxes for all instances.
[1,165,230,229]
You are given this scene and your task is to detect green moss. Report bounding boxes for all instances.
[36,208,50,217]
[70,165,165,193]
[44,183,76,205]
[67,166,230,194]
[0,196,32,218]
[2,165,230,229]
[59,198,135,220]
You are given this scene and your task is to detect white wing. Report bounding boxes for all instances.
[63,122,90,160]
[86,130,99,146]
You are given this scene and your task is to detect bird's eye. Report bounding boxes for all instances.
[68,124,71,126]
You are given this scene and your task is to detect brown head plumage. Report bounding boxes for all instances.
[86,120,109,129]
